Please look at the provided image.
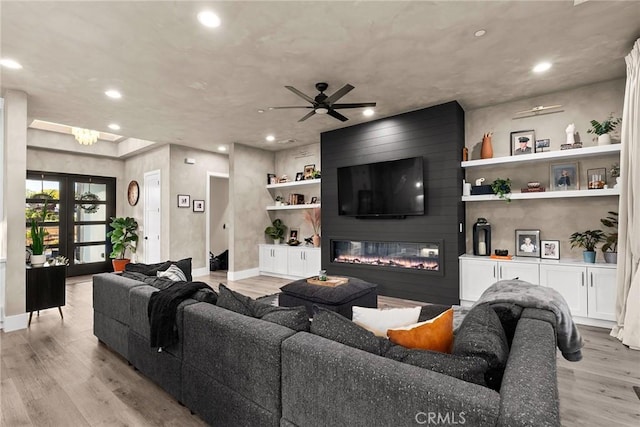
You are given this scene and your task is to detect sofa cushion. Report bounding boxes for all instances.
[121,271,217,305]
[280,277,377,304]
[453,305,509,391]
[217,284,309,332]
[387,308,454,353]
[157,264,187,282]
[352,306,421,337]
[124,258,193,281]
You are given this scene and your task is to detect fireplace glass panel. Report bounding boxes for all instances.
[332,240,439,271]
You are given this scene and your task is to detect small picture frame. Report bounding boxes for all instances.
[511,130,535,156]
[177,194,190,208]
[310,196,318,204]
[193,200,205,212]
[550,162,579,191]
[303,164,316,179]
[541,240,560,260]
[295,172,304,181]
[587,168,607,189]
[289,228,299,241]
[515,229,541,257]
[267,173,277,185]
[535,139,550,153]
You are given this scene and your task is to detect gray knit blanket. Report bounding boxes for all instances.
[474,279,583,361]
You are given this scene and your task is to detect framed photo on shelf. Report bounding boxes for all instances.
[193,200,205,212]
[289,228,299,241]
[550,162,579,191]
[535,139,550,153]
[310,196,318,204]
[177,194,190,208]
[295,172,304,181]
[587,168,607,189]
[515,229,540,257]
[303,164,316,179]
[541,240,560,260]
[511,130,535,156]
[267,173,277,185]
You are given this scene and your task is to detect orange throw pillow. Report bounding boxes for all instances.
[386,308,453,353]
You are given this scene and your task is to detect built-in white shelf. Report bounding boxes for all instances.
[461,144,621,168]
[266,179,321,189]
[266,203,321,211]
[462,188,619,202]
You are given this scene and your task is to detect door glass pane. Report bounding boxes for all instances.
[74,203,107,221]
[74,244,106,264]
[26,179,60,200]
[74,182,106,201]
[25,202,60,222]
[74,225,106,243]
[25,226,59,247]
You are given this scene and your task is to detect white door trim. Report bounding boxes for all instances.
[144,169,162,264]
[206,172,229,277]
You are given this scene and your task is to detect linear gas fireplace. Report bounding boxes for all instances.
[332,240,440,272]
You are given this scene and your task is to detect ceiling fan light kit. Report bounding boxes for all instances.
[271,82,377,122]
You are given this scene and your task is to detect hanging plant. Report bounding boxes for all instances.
[79,192,100,214]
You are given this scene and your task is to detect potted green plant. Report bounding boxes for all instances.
[29,201,48,267]
[587,113,621,145]
[600,211,618,264]
[275,195,284,206]
[491,178,512,202]
[264,218,287,244]
[569,229,605,263]
[107,216,139,272]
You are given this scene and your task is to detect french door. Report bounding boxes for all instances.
[26,172,116,276]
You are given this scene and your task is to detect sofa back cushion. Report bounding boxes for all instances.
[452,305,509,391]
[124,258,193,281]
[121,271,217,304]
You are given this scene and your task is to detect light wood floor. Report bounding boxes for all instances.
[1,272,638,426]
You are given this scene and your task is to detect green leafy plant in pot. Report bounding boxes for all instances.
[600,211,618,264]
[569,229,605,263]
[491,178,512,202]
[28,201,49,267]
[587,113,621,145]
[107,216,139,272]
[265,218,287,244]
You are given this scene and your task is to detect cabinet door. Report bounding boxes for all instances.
[587,267,617,321]
[272,246,289,275]
[259,245,275,273]
[303,249,322,278]
[498,262,539,284]
[540,264,587,317]
[460,259,497,302]
[287,247,306,278]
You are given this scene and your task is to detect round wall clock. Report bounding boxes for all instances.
[127,180,140,206]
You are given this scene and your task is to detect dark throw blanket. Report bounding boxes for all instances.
[148,281,210,349]
[474,279,583,361]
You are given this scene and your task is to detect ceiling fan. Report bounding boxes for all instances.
[270,82,376,122]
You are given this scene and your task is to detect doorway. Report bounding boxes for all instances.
[144,170,162,264]
[207,173,229,273]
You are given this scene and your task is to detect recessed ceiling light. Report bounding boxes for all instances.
[257,109,265,113]
[474,29,487,37]
[198,10,221,28]
[0,58,23,69]
[218,145,227,152]
[108,123,121,131]
[105,89,122,99]
[266,135,275,142]
[363,108,375,117]
[533,62,552,73]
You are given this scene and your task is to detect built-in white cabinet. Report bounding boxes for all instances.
[459,255,616,327]
[540,264,616,322]
[259,244,321,279]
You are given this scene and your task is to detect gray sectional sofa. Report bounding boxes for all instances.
[93,272,561,427]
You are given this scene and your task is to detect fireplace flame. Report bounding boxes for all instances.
[333,254,438,271]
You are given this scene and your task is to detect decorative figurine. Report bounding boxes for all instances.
[565,123,576,145]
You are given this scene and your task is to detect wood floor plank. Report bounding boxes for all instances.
[1,272,639,427]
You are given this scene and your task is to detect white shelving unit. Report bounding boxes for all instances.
[267,203,321,211]
[266,178,321,210]
[462,188,619,202]
[266,179,321,189]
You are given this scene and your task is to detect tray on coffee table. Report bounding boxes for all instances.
[306,276,349,287]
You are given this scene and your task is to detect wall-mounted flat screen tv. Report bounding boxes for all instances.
[337,157,424,217]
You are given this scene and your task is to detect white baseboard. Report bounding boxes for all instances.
[192,267,210,278]
[2,313,28,332]
[227,268,260,281]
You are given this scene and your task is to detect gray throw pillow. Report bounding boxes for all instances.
[453,305,509,391]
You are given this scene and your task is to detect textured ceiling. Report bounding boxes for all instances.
[1,1,639,153]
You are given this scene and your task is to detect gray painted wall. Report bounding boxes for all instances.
[209,177,229,256]
[465,79,624,260]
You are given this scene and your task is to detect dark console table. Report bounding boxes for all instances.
[26,264,66,326]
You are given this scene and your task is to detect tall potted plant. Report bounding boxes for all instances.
[264,218,287,244]
[569,229,605,263]
[587,113,621,145]
[29,201,48,267]
[107,216,139,272]
[600,211,618,264]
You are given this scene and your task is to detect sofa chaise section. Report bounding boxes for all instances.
[181,302,297,427]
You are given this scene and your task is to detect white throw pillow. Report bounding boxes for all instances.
[352,306,422,337]
[157,264,187,282]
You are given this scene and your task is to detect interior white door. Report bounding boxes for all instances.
[144,170,161,263]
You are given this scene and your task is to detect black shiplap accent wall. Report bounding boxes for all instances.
[321,101,465,304]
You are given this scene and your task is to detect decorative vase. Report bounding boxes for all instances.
[275,201,282,206]
[603,252,617,264]
[273,238,281,245]
[30,254,46,267]
[614,177,621,189]
[312,234,321,248]
[583,251,596,263]
[598,134,611,145]
[112,258,131,272]
[481,135,493,159]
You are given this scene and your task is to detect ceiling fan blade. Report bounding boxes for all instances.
[298,110,316,122]
[331,102,377,109]
[327,109,349,122]
[325,84,355,105]
[269,106,313,109]
[285,86,315,104]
